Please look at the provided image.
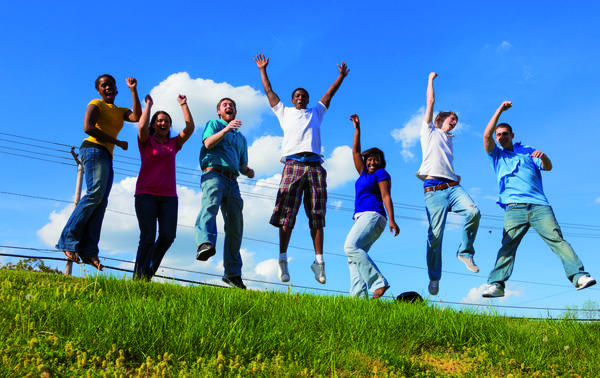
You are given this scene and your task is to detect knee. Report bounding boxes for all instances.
[466,207,481,222]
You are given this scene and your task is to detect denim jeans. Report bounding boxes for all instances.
[344,211,388,297]
[424,185,480,281]
[134,194,178,279]
[488,204,588,288]
[56,146,113,257]
[194,171,243,278]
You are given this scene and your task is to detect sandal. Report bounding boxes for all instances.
[79,255,104,271]
[63,251,80,264]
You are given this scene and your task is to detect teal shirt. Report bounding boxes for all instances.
[200,119,248,176]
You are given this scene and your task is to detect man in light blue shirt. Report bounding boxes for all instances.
[194,98,255,290]
[481,101,595,297]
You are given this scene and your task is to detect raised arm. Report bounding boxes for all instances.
[320,62,349,109]
[484,101,512,153]
[255,54,281,107]
[176,94,195,149]
[424,72,437,125]
[203,120,241,149]
[350,114,364,174]
[531,150,553,171]
[83,104,128,151]
[138,95,153,144]
[378,179,400,236]
[124,77,142,122]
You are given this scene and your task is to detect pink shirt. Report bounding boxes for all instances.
[135,136,181,197]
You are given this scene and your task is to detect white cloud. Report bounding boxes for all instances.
[148,72,270,133]
[390,107,424,161]
[331,200,342,210]
[323,145,356,189]
[461,283,523,305]
[497,41,512,52]
[247,135,283,176]
[595,197,600,204]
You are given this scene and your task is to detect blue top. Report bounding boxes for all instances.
[354,168,391,218]
[200,119,248,176]
[488,142,549,208]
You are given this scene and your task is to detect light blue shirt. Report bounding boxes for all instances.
[488,142,549,209]
[200,119,248,176]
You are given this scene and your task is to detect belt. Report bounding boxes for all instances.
[204,167,236,180]
[506,203,527,206]
[424,181,459,193]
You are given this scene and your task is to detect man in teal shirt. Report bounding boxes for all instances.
[481,100,595,298]
[194,98,255,289]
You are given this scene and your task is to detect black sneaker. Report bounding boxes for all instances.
[222,276,247,289]
[196,242,216,261]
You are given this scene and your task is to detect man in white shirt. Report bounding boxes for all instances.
[418,72,481,295]
[255,54,349,284]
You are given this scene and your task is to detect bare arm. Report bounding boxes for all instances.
[138,95,153,144]
[203,120,241,149]
[424,72,437,125]
[124,77,142,122]
[320,62,350,109]
[255,54,281,107]
[239,164,255,178]
[350,114,364,174]
[83,104,128,150]
[176,94,195,149]
[378,179,400,236]
[484,101,512,153]
[531,150,553,171]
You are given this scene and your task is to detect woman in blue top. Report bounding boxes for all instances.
[344,114,400,299]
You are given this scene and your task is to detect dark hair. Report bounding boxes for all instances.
[95,74,116,90]
[361,147,386,169]
[149,111,172,137]
[496,122,513,134]
[434,111,458,128]
[217,97,236,111]
[291,88,309,100]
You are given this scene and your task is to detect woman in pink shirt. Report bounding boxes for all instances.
[134,94,195,279]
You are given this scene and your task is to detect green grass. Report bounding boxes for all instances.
[0,269,598,376]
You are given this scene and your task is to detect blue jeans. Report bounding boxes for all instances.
[424,185,480,281]
[134,194,178,279]
[344,211,388,298]
[488,204,588,288]
[194,171,243,278]
[56,146,113,257]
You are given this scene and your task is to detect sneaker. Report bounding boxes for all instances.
[428,280,439,295]
[482,284,504,298]
[576,275,597,290]
[372,285,390,299]
[278,260,290,282]
[310,261,326,284]
[457,254,479,273]
[222,276,247,289]
[196,242,216,262]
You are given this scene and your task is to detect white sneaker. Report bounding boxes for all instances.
[310,262,326,284]
[482,284,504,298]
[576,275,597,290]
[457,254,479,273]
[428,280,439,295]
[278,260,290,282]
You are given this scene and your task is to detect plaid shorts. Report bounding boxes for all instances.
[270,160,327,229]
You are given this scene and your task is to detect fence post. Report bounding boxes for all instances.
[65,147,83,276]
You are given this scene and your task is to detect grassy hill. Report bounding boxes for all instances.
[0,269,598,376]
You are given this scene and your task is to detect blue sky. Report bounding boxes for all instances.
[1,1,600,317]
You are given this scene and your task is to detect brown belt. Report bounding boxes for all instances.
[204,167,236,180]
[424,181,459,193]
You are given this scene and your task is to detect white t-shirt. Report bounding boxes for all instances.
[272,101,327,158]
[416,120,458,181]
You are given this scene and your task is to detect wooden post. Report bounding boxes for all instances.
[65,147,83,276]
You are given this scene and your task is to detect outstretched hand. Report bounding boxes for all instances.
[429,72,438,81]
[117,140,128,151]
[500,100,512,111]
[349,114,360,128]
[530,150,545,159]
[126,77,137,89]
[177,94,187,105]
[145,94,153,106]
[255,54,269,69]
[338,62,350,77]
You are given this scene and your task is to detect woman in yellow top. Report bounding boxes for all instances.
[57,74,141,270]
